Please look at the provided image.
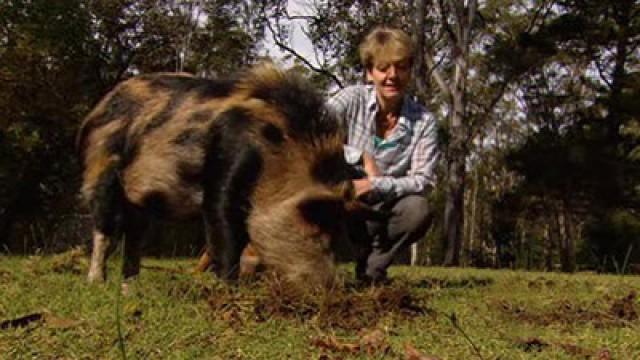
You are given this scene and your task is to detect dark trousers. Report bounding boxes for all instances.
[349,194,433,281]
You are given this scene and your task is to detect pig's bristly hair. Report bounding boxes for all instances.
[234,63,342,143]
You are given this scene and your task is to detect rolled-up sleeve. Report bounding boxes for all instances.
[326,86,357,130]
[327,86,368,165]
[343,145,363,165]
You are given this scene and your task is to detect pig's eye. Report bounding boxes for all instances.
[298,196,344,231]
[261,123,285,145]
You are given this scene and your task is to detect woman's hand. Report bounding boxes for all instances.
[353,178,373,198]
[362,151,381,177]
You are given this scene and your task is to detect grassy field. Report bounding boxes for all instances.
[1,249,639,359]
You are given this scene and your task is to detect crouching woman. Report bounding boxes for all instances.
[327,26,440,283]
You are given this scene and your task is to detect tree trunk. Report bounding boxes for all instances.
[544,223,554,271]
[441,0,476,266]
[443,152,465,265]
[409,0,427,266]
[551,207,565,272]
[523,228,531,270]
[411,0,428,100]
[468,168,479,264]
[442,65,468,266]
[0,209,14,251]
[561,207,576,272]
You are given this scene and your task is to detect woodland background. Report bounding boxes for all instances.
[1,0,639,274]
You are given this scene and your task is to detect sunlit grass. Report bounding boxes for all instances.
[1,252,638,359]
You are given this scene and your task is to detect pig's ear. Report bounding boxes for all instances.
[297,196,345,230]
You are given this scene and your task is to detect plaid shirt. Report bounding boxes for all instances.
[327,85,439,201]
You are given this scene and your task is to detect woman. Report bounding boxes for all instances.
[328,26,439,283]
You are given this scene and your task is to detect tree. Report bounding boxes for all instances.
[495,0,640,272]
[0,0,268,252]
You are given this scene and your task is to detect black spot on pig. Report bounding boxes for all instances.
[142,93,189,136]
[188,109,214,124]
[173,128,207,147]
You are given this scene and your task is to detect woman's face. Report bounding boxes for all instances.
[367,58,411,104]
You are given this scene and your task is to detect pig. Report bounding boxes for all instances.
[77,63,361,287]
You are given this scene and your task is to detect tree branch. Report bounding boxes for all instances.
[594,57,613,89]
[525,0,556,34]
[467,79,512,142]
[425,46,452,98]
[263,11,343,88]
[437,0,458,43]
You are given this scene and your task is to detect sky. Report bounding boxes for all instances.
[260,0,320,68]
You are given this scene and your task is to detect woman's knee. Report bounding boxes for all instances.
[390,195,432,234]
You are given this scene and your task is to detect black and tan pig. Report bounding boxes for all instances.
[77,64,363,287]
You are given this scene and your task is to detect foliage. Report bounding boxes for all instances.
[0,0,268,252]
[581,209,640,272]
[491,0,640,272]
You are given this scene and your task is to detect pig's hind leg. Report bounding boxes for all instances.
[118,206,151,295]
[120,207,150,280]
[87,162,124,283]
[88,230,113,283]
[86,160,148,284]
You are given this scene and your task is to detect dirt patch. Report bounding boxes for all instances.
[168,275,219,301]
[609,291,637,321]
[515,337,549,352]
[404,343,441,360]
[311,329,391,357]
[205,275,431,330]
[0,268,14,282]
[527,278,556,289]
[497,291,639,328]
[255,277,431,329]
[207,285,258,327]
[311,332,442,360]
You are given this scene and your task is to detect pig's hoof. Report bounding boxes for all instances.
[120,278,139,297]
[121,282,131,296]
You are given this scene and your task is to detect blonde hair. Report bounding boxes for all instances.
[359,26,414,70]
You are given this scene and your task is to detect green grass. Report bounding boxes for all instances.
[1,251,639,359]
